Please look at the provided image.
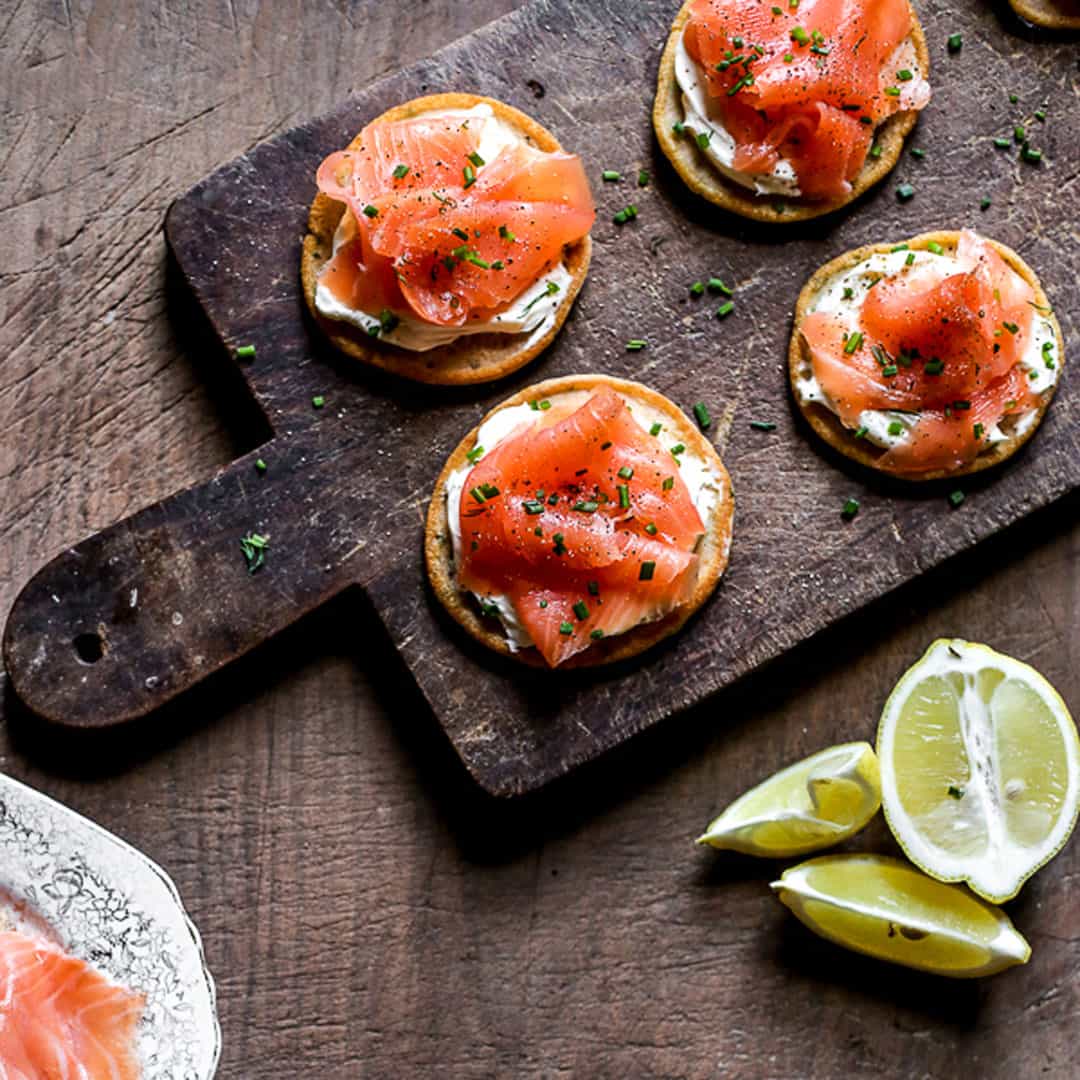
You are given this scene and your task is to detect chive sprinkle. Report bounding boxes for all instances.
[662,476,674,491]
[947,33,962,52]
[639,561,656,581]
[869,144,882,159]
[844,331,864,354]
[842,287,855,300]
[312,395,325,408]
[392,164,409,179]
[617,484,631,509]
[854,425,869,439]
[708,277,733,295]
[573,601,589,621]
[638,169,650,186]
[362,204,379,218]
[750,420,776,432]
[626,339,647,351]
[463,164,476,187]
[949,490,965,508]
[645,522,658,535]
[897,69,914,81]
[947,785,965,799]
[523,500,545,515]
[469,487,486,504]
[588,581,600,596]
[925,359,945,375]
[559,621,574,636]
[888,420,903,436]
[255,458,267,472]
[842,498,860,519]
[1014,125,1026,143]
[573,501,599,513]
[499,224,515,241]
[696,132,711,150]
[235,344,256,359]
[690,281,705,296]
[974,423,985,439]
[910,147,925,159]
[239,532,269,574]
[905,253,915,266]
[670,443,685,456]
[452,227,470,241]
[467,151,485,168]
[1021,147,1042,164]
[618,465,634,480]
[647,423,661,438]
[882,364,898,377]
[693,402,712,429]
[927,241,944,255]
[716,300,735,318]
[602,169,622,181]
[590,629,605,640]
[791,26,809,44]
[896,183,915,201]
[993,137,1011,149]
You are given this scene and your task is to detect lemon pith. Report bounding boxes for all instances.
[877,639,1080,902]
[698,742,881,857]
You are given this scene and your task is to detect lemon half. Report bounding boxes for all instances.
[698,742,881,857]
[772,854,1030,977]
[877,639,1080,903]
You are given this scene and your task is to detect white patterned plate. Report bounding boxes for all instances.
[0,772,221,1078]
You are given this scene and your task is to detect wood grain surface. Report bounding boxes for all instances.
[1,2,1078,1077]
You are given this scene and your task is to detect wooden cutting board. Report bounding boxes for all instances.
[4,0,1077,796]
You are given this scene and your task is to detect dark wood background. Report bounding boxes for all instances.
[2,1,1078,1076]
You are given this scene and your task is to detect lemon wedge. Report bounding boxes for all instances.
[772,854,1030,977]
[877,639,1080,902]
[698,742,881,857]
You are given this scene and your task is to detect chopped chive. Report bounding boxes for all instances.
[897,69,914,81]
[1035,109,1046,122]
[947,784,965,799]
[573,600,589,621]
[639,561,656,581]
[925,359,945,375]
[235,344,256,359]
[1009,93,1018,104]
[662,476,674,491]
[645,522,658,535]
[617,484,631,509]
[466,445,485,465]
[467,151,485,168]
[716,300,735,318]
[953,400,971,410]
[905,253,916,266]
[896,183,915,201]
[670,443,685,456]
[948,490,965,508]
[479,483,499,498]
[869,144,882,159]
[239,532,269,574]
[783,52,794,63]
[548,493,559,505]
[696,132,711,150]
[1021,147,1042,164]
[588,581,600,596]
[626,339,647,351]
[573,501,599,513]
[452,227,469,241]
[884,86,901,97]
[672,121,685,135]
[854,425,869,439]
[638,169,650,186]
[499,224,515,241]
[538,598,547,607]
[791,26,809,44]
[887,420,904,436]
[707,277,733,295]
[993,137,1011,149]
[491,260,504,271]
[690,281,705,296]
[842,286,855,300]
[842,498,860,519]
[618,465,634,480]
[392,163,409,179]
[559,621,574,636]
[974,423,985,439]
[750,420,776,432]
[590,628,605,640]
[255,458,267,472]
[693,401,712,429]
[844,331,864,354]
[362,204,379,218]
[523,500,545,515]
[926,241,944,255]
[1003,321,1019,335]
[312,395,325,408]
[772,4,782,12]
[1014,125,1026,143]
[947,33,962,52]
[910,147,925,159]
[469,486,487,504]
[463,164,476,187]
[649,423,663,438]
[602,169,622,181]
[882,364,898,377]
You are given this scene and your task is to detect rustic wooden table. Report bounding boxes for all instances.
[2,2,1078,1076]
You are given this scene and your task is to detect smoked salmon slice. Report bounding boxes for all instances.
[315,109,594,328]
[458,388,706,667]
[683,0,929,198]
[800,231,1041,475]
[0,930,143,1079]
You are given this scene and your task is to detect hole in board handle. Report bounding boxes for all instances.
[73,632,104,665]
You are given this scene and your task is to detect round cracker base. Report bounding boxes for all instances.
[301,93,591,385]
[651,2,930,223]
[424,374,735,669]
[1008,0,1080,30]
[788,230,1065,481]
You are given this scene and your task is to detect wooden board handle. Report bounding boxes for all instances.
[2,445,348,728]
